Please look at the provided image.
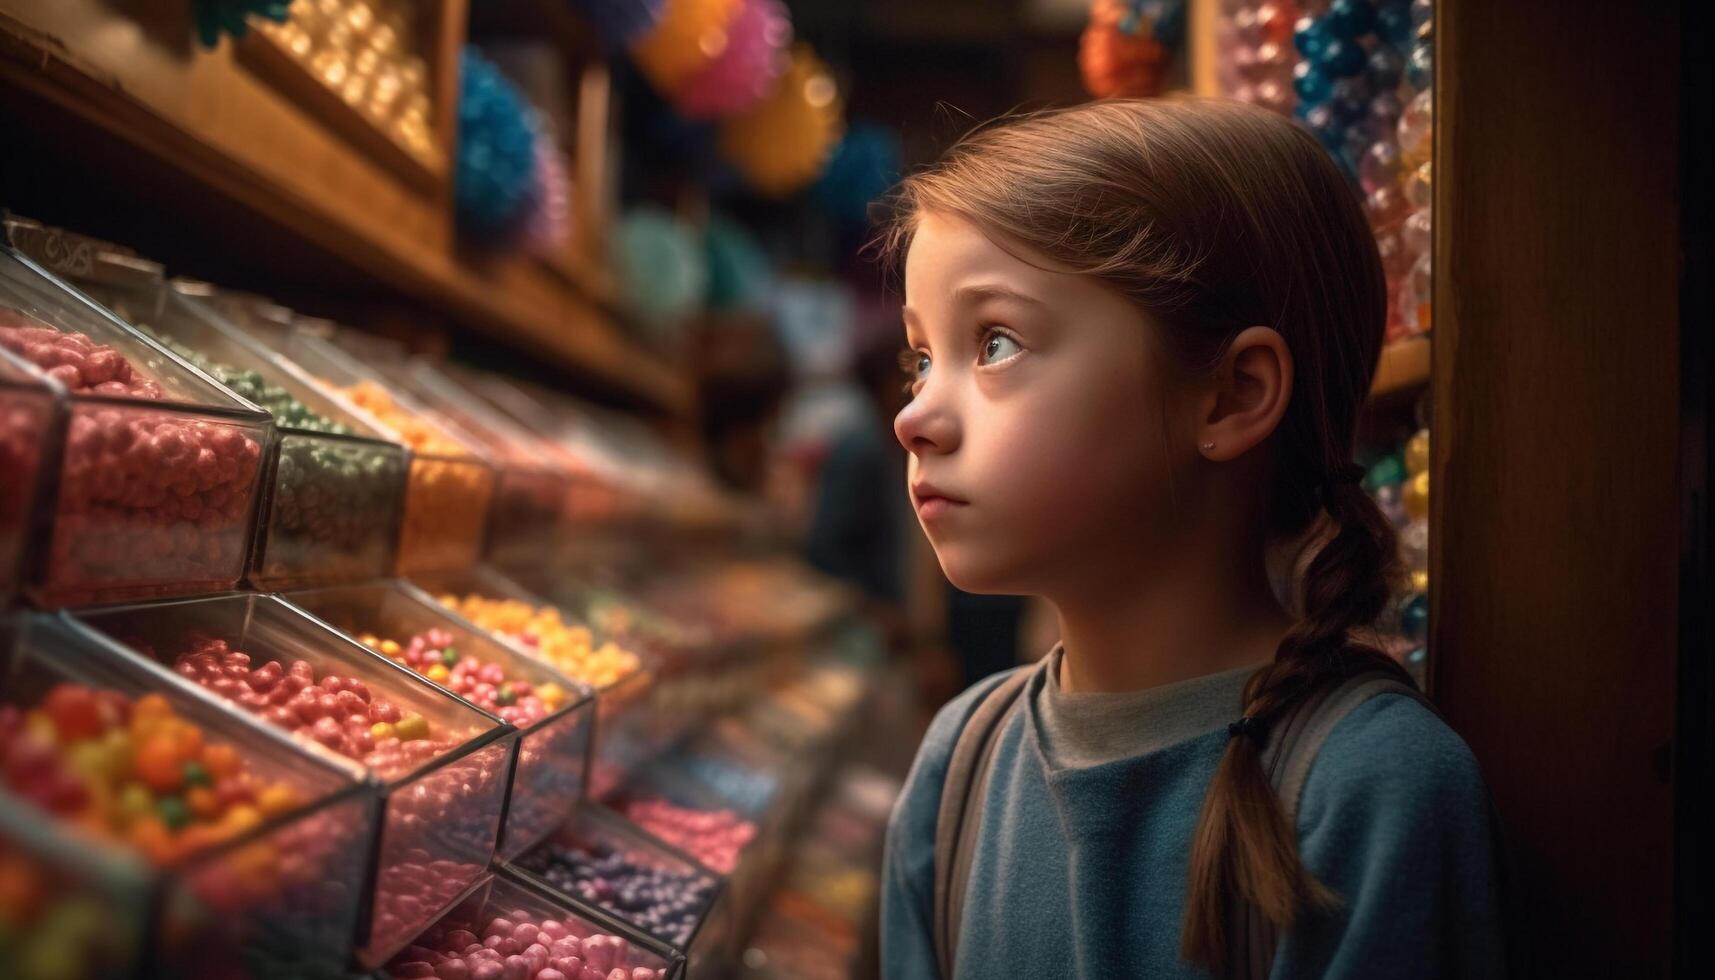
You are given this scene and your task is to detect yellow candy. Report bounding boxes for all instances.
[1410,568,1430,593]
[103,729,134,781]
[379,638,400,656]
[65,741,106,777]
[24,710,56,746]
[395,715,429,742]
[1403,469,1430,520]
[536,683,565,708]
[370,721,396,741]
[1405,429,1431,476]
[425,664,449,683]
[257,784,300,818]
[222,804,262,836]
[117,783,155,826]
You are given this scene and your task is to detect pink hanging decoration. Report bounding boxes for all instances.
[673,0,792,119]
[523,120,573,256]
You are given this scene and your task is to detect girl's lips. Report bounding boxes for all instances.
[917,496,964,521]
[912,488,968,521]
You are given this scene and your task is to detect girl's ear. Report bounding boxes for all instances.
[1195,326,1294,462]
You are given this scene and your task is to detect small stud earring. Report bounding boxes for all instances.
[1202,442,1216,451]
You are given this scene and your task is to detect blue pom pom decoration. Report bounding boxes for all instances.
[192,0,291,48]
[812,123,902,228]
[455,48,540,239]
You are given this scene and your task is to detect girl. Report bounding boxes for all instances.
[879,99,1508,979]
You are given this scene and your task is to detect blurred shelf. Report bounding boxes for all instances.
[1371,335,1431,400]
[0,1,688,414]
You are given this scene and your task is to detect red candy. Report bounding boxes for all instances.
[170,637,451,771]
[1,314,263,597]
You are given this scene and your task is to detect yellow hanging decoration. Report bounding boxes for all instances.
[632,0,741,95]
[719,44,844,198]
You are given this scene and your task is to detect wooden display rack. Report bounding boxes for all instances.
[1186,1,1692,975]
[0,0,686,414]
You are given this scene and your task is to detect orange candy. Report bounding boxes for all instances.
[202,742,241,780]
[135,733,186,793]
[127,816,173,863]
[186,785,220,820]
[130,693,174,736]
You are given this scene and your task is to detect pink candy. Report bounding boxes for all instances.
[1,316,262,596]
[387,908,666,980]
[621,797,757,873]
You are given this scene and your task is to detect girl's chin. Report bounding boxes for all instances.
[936,549,1032,596]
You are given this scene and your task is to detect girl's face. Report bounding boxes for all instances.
[897,211,1186,596]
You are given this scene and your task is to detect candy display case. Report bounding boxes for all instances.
[510,804,728,976]
[2,612,377,978]
[0,346,62,608]
[282,579,597,860]
[0,790,148,980]
[373,358,575,571]
[383,867,684,980]
[420,566,662,799]
[440,366,645,536]
[72,280,411,589]
[272,330,497,576]
[524,574,775,732]
[0,249,272,606]
[67,593,519,965]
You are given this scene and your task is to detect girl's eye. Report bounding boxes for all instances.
[978,330,1023,365]
[915,352,933,379]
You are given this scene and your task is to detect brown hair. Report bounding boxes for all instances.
[878,97,1413,976]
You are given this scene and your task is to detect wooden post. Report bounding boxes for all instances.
[1430,2,1680,975]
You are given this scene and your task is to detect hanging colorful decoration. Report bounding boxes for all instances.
[631,0,741,96]
[718,45,844,198]
[192,0,290,48]
[522,119,574,257]
[1214,1,1300,114]
[569,0,667,48]
[1079,0,1188,99]
[454,48,539,239]
[812,123,903,228]
[672,0,793,119]
[1223,0,1432,340]
[705,217,771,312]
[613,207,708,327]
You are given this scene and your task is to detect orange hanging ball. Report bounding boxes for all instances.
[632,0,741,94]
[719,45,844,198]
[1080,0,1172,99]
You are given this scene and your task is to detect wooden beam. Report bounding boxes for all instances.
[1430,1,1679,974]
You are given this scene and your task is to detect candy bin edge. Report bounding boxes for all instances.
[62,592,523,968]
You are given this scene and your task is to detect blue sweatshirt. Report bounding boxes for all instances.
[881,660,1509,979]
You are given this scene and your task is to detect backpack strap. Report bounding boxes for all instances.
[1236,671,1438,980]
[931,665,1035,979]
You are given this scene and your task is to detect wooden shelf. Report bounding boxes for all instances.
[1370,335,1431,399]
[0,1,687,414]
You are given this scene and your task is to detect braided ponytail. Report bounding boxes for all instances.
[876,98,1410,975]
[1180,472,1414,976]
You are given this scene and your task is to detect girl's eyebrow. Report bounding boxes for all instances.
[952,282,1047,308]
[901,283,1045,327]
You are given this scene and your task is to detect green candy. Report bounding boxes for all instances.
[157,795,191,830]
[441,646,459,666]
[182,760,211,788]
[496,686,516,707]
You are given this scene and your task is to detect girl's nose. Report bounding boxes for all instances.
[895,389,959,455]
